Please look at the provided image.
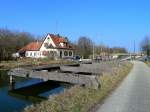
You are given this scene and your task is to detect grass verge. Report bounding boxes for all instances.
[145,62,150,67]
[24,62,133,112]
[0,58,75,70]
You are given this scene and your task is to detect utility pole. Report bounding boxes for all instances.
[93,42,95,60]
[134,40,135,59]
[134,40,135,54]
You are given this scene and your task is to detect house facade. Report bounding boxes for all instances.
[18,34,74,59]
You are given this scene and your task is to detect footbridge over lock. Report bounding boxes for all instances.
[8,64,101,89]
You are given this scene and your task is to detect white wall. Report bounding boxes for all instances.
[40,34,56,51]
[38,34,59,58]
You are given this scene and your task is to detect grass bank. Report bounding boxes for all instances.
[145,62,150,66]
[0,58,75,70]
[24,62,133,112]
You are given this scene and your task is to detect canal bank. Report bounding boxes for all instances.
[0,70,65,112]
[24,61,133,112]
[145,62,150,66]
[0,59,75,70]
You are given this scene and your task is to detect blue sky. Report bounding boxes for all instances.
[0,0,150,52]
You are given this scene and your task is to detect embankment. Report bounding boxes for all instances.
[24,61,133,112]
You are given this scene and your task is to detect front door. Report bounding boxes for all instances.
[60,51,62,58]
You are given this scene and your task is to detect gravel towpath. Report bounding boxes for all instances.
[96,61,150,112]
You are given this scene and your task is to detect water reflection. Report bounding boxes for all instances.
[9,80,62,102]
[0,70,65,112]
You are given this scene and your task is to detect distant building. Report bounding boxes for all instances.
[18,33,74,59]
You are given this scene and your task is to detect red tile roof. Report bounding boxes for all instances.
[49,34,73,49]
[49,34,66,46]
[18,42,42,52]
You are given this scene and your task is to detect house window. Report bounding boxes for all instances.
[47,37,50,42]
[26,53,28,56]
[44,43,53,48]
[34,53,36,56]
[44,43,48,48]
[64,51,68,56]
[69,51,72,56]
[30,52,32,56]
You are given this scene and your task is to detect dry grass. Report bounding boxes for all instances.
[24,62,133,112]
[145,62,150,66]
[0,58,74,70]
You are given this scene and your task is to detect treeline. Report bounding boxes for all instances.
[140,36,150,56]
[0,28,128,61]
[0,29,35,61]
[74,36,127,58]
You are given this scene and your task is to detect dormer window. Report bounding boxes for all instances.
[44,43,48,48]
[59,43,64,47]
[48,43,53,48]
[44,43,53,48]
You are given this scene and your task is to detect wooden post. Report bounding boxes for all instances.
[9,75,15,91]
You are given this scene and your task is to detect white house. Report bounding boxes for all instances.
[18,34,74,59]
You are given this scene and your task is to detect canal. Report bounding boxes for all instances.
[0,70,65,112]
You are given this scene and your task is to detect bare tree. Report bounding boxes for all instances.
[110,47,127,54]
[74,37,128,58]
[140,36,150,56]
[76,37,93,58]
[0,28,35,61]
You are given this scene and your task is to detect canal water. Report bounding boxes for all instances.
[0,70,65,112]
